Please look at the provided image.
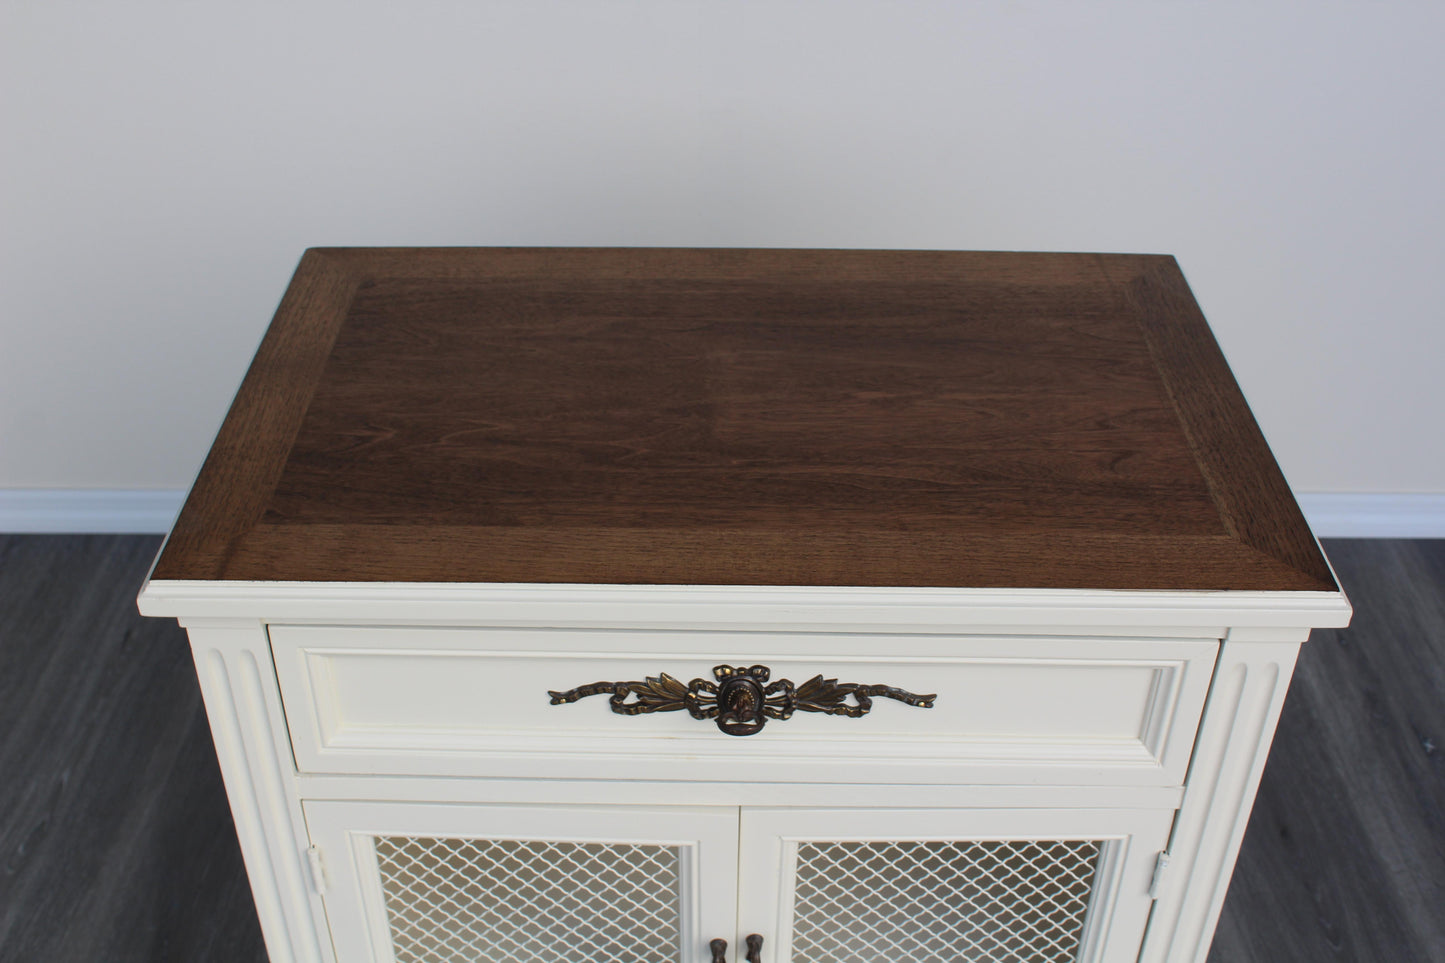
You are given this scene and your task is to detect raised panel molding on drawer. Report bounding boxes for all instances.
[269,625,1218,786]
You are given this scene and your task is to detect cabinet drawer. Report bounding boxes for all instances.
[270,625,1217,786]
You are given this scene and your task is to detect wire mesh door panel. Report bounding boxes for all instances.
[305,801,739,963]
[737,808,1175,963]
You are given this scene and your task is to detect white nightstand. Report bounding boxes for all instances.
[140,247,1349,963]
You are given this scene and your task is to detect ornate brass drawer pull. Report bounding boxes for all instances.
[547,664,935,736]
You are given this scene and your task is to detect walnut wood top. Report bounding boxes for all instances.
[152,248,1336,591]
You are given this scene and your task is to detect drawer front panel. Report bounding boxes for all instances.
[270,626,1216,786]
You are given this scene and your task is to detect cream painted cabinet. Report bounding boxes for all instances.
[145,600,1345,963]
[270,621,1208,962]
[140,248,1351,961]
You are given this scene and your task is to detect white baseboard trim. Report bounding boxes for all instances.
[1,489,1443,538]
[0,489,187,534]
[1296,493,1445,538]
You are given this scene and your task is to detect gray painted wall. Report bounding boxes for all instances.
[3,1,1441,496]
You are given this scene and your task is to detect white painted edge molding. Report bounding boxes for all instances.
[140,581,1350,630]
[2,489,1442,538]
[0,489,186,533]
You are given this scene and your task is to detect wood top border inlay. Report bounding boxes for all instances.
[152,248,1337,592]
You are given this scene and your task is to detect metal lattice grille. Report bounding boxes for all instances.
[373,836,681,963]
[790,839,1101,963]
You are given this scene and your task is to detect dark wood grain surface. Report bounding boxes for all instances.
[151,248,1334,590]
[1,536,1432,961]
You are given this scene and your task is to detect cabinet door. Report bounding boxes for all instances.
[305,801,739,963]
[738,808,1175,963]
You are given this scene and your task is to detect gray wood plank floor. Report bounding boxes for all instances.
[1208,538,1445,963]
[0,536,265,963]
[0,535,1440,962]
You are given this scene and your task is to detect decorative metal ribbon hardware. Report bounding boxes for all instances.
[547,664,935,736]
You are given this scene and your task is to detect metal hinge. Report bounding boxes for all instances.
[306,845,328,895]
[1149,851,1172,900]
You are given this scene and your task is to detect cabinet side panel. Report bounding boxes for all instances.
[1138,640,1301,963]
[186,621,332,963]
